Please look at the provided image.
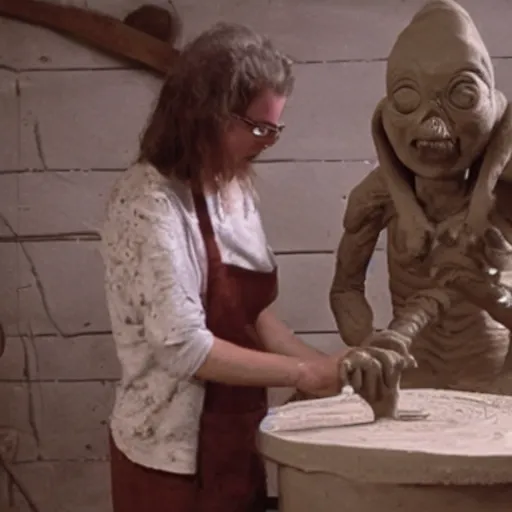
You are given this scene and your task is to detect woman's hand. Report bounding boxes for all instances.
[292,345,410,419]
[294,355,344,398]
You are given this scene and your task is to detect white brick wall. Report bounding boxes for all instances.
[2,0,512,510]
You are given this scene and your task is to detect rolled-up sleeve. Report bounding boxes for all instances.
[127,193,214,378]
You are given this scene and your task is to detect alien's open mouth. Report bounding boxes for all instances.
[412,138,458,162]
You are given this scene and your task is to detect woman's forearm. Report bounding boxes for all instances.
[254,308,327,360]
[194,335,303,387]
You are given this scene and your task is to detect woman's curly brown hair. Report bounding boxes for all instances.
[138,22,295,191]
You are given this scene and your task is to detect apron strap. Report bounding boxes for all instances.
[192,191,223,268]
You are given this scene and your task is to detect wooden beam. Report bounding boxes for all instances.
[0,0,181,74]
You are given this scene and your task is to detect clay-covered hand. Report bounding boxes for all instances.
[431,226,512,307]
[361,329,417,368]
[434,221,512,275]
[437,268,512,309]
[468,226,512,273]
[339,346,407,418]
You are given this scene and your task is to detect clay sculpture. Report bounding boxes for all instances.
[331,0,512,397]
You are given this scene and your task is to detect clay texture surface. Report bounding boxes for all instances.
[258,389,512,485]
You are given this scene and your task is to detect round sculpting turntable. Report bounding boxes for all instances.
[258,389,512,512]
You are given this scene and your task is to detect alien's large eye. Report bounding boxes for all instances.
[392,86,421,114]
[448,80,479,110]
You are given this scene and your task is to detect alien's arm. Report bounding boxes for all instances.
[442,191,512,330]
[330,169,391,346]
[331,169,457,347]
[386,288,456,339]
[330,229,379,346]
[391,179,512,341]
[465,93,512,235]
[386,202,512,340]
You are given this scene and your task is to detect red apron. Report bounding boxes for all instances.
[193,190,278,512]
[109,188,277,512]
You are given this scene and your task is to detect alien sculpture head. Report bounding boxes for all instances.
[372,0,512,262]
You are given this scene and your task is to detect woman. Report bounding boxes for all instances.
[101,22,403,512]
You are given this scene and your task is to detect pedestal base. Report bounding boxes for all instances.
[278,466,512,512]
[259,390,512,512]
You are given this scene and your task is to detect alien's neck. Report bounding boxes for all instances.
[414,173,470,223]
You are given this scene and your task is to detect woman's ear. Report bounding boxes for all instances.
[371,98,433,261]
[465,91,512,236]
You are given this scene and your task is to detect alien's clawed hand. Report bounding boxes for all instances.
[430,221,512,308]
[337,330,417,419]
[361,329,416,367]
[339,345,408,419]
[433,220,512,278]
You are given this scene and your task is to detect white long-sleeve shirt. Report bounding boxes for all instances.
[101,162,276,474]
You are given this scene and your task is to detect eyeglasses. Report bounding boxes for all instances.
[232,113,285,139]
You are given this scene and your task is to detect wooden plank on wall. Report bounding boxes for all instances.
[256,161,386,252]
[1,380,114,462]
[16,241,109,336]
[0,243,19,335]
[17,70,161,171]
[273,251,391,332]
[0,70,20,171]
[0,173,19,235]
[175,0,512,62]
[0,335,120,382]
[1,0,512,70]
[7,460,111,512]
[12,64,383,170]
[265,61,384,161]
[14,170,119,236]
[0,162,386,252]
[8,60,512,172]
[0,381,38,461]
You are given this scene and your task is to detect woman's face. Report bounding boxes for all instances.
[224,88,287,169]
